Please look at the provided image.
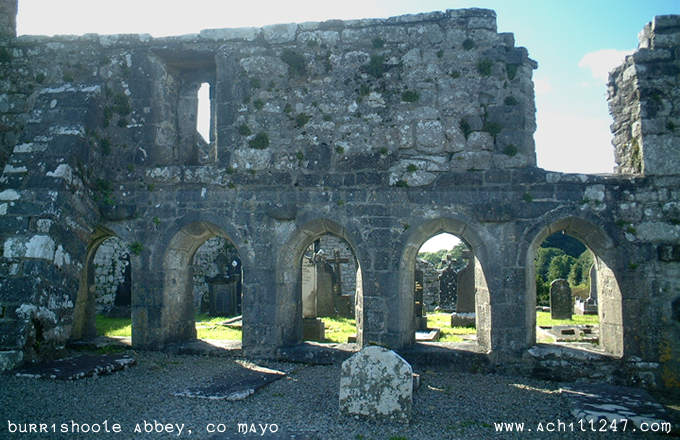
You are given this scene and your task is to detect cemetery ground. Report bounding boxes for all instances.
[2,345,677,439]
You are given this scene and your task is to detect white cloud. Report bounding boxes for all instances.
[578,49,633,82]
[535,109,616,174]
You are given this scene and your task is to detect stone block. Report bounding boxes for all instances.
[302,318,324,341]
[339,346,413,423]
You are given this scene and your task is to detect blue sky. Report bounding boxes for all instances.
[16,1,678,251]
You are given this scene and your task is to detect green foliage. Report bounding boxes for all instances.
[547,254,576,282]
[130,241,143,255]
[523,192,533,202]
[100,138,111,155]
[506,63,519,80]
[462,38,475,50]
[238,124,251,136]
[35,72,46,84]
[253,99,264,110]
[406,164,417,173]
[283,103,292,114]
[112,93,131,116]
[401,90,419,103]
[477,59,493,76]
[449,70,461,79]
[0,48,11,63]
[359,83,370,96]
[371,37,385,49]
[296,151,304,161]
[535,247,565,280]
[335,145,345,154]
[152,216,160,226]
[630,138,641,172]
[667,120,676,131]
[568,250,593,286]
[459,119,472,140]
[395,180,408,187]
[379,147,388,155]
[281,49,307,76]
[295,113,311,128]
[503,144,518,156]
[322,114,332,122]
[364,54,386,78]
[249,132,269,149]
[504,96,518,106]
[483,121,502,137]
[436,49,444,58]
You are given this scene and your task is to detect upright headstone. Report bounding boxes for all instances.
[588,264,598,303]
[550,279,572,320]
[339,346,413,423]
[438,257,458,312]
[455,253,475,313]
[301,256,316,318]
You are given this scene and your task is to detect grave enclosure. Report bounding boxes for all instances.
[0,0,679,392]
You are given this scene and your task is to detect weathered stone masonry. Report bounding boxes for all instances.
[0,0,679,391]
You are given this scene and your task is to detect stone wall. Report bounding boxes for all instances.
[608,15,680,175]
[0,6,679,392]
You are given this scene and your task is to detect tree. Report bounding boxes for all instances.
[568,250,594,286]
[535,247,565,280]
[547,254,576,282]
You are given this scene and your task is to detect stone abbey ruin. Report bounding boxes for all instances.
[1,0,679,393]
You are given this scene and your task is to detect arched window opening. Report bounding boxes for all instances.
[192,236,242,343]
[535,232,600,350]
[416,233,476,344]
[301,234,359,344]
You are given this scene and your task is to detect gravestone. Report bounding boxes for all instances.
[413,269,428,331]
[550,279,572,320]
[301,255,325,341]
[455,253,475,313]
[438,257,458,312]
[339,346,413,423]
[588,264,598,303]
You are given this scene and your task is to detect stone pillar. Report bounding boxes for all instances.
[550,279,572,320]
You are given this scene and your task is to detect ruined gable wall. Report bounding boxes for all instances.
[608,15,680,175]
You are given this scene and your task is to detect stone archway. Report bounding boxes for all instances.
[161,221,242,343]
[525,216,624,356]
[398,218,492,351]
[72,227,126,341]
[276,218,365,346]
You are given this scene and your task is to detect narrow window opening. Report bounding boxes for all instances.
[197,82,211,143]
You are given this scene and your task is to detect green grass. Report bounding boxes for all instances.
[320,316,356,343]
[96,314,243,340]
[536,311,599,327]
[426,312,476,343]
[194,313,242,340]
[96,315,132,337]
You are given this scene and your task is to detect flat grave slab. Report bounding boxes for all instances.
[562,383,670,430]
[174,362,287,401]
[13,353,135,380]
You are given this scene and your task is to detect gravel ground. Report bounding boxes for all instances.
[0,349,674,440]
